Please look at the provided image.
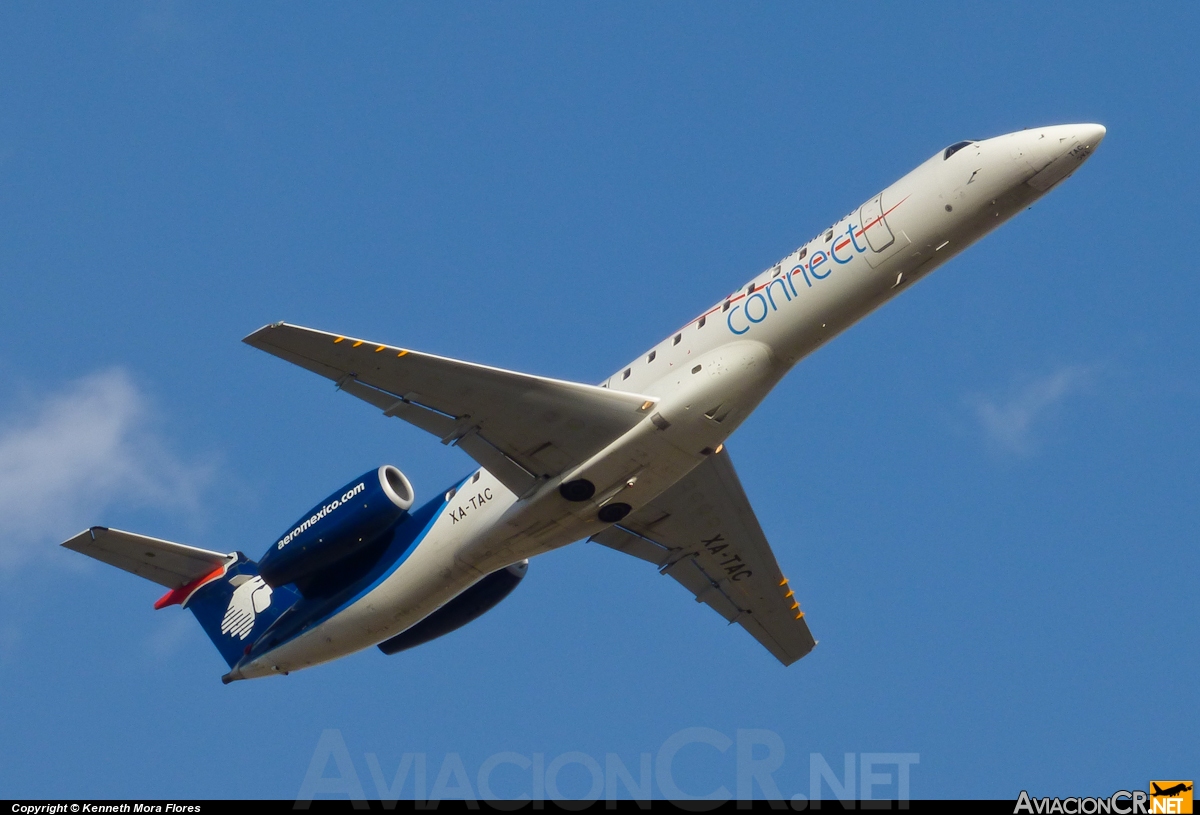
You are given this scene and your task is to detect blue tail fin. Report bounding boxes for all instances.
[185,554,301,668]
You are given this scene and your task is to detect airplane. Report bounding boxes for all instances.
[1152,783,1193,798]
[63,123,1106,682]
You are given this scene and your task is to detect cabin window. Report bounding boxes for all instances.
[647,350,656,362]
[698,315,706,328]
[825,229,833,242]
[797,248,807,261]
[746,283,755,294]
[943,140,975,159]
[673,333,681,345]
[691,364,702,374]
[622,368,631,380]
[722,299,731,312]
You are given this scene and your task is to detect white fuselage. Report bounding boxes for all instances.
[233,124,1104,679]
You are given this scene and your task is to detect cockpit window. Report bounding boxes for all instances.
[943,140,975,160]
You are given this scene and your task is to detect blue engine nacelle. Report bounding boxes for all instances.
[258,465,415,589]
[377,561,528,655]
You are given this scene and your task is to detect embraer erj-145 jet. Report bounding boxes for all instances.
[65,124,1105,682]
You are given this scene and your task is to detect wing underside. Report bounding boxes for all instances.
[590,449,816,665]
[243,323,656,496]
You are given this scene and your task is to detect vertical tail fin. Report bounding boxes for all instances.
[60,528,301,672]
[184,554,301,668]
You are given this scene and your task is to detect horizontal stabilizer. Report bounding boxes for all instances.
[61,527,231,589]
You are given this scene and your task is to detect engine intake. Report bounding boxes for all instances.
[258,465,415,589]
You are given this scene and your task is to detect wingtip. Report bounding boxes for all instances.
[60,526,103,549]
[242,322,288,346]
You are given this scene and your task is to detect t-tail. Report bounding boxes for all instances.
[61,527,301,669]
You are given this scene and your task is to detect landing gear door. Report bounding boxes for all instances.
[858,193,909,269]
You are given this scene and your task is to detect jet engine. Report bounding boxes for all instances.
[258,465,415,589]
[377,560,528,655]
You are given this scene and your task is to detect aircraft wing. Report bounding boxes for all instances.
[243,323,657,496]
[62,527,230,589]
[590,448,816,665]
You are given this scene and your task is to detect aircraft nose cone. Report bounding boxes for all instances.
[1076,123,1106,151]
[1040,123,1106,159]
[1008,123,1107,191]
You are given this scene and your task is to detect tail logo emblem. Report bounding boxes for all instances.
[220,575,273,640]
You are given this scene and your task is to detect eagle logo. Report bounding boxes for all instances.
[220,575,273,640]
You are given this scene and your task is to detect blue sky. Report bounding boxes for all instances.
[1,1,1196,802]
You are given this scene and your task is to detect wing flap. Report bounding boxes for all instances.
[590,525,670,567]
[62,527,230,589]
[590,449,816,666]
[244,323,655,495]
[663,556,746,622]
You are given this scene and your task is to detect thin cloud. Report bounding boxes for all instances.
[970,365,1096,456]
[0,369,212,570]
